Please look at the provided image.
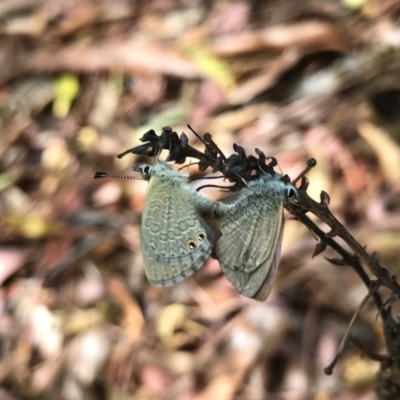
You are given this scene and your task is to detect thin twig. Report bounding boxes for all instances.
[324,282,380,375]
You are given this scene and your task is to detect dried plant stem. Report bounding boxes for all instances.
[324,283,379,375]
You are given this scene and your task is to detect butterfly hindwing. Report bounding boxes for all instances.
[140,167,214,286]
[216,175,293,300]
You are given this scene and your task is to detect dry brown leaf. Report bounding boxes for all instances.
[342,355,378,389]
[358,121,400,184]
[193,372,247,400]
[106,276,145,341]
[228,50,300,105]
[0,248,29,285]
[88,76,121,129]
[206,104,270,134]
[206,2,250,35]
[156,304,205,349]
[0,0,42,19]
[22,40,203,82]
[0,11,47,36]
[140,364,175,396]
[211,21,349,56]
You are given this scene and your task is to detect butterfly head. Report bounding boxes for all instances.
[251,173,298,202]
[134,162,188,182]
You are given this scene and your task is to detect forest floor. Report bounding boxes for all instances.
[1,1,400,399]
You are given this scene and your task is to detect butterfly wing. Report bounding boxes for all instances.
[216,192,284,300]
[141,176,214,286]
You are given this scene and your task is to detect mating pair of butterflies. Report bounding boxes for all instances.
[137,161,297,301]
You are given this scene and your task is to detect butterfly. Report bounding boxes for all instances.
[215,173,297,301]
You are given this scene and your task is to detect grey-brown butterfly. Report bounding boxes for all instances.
[136,161,216,286]
[215,173,297,301]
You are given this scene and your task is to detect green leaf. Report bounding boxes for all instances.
[53,74,80,118]
[184,45,235,91]
[342,0,368,10]
[0,173,16,191]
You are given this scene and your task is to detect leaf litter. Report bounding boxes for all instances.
[1,0,400,399]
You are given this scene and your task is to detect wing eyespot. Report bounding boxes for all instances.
[196,232,206,242]
[187,240,198,251]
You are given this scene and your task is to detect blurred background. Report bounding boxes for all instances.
[1,0,400,399]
